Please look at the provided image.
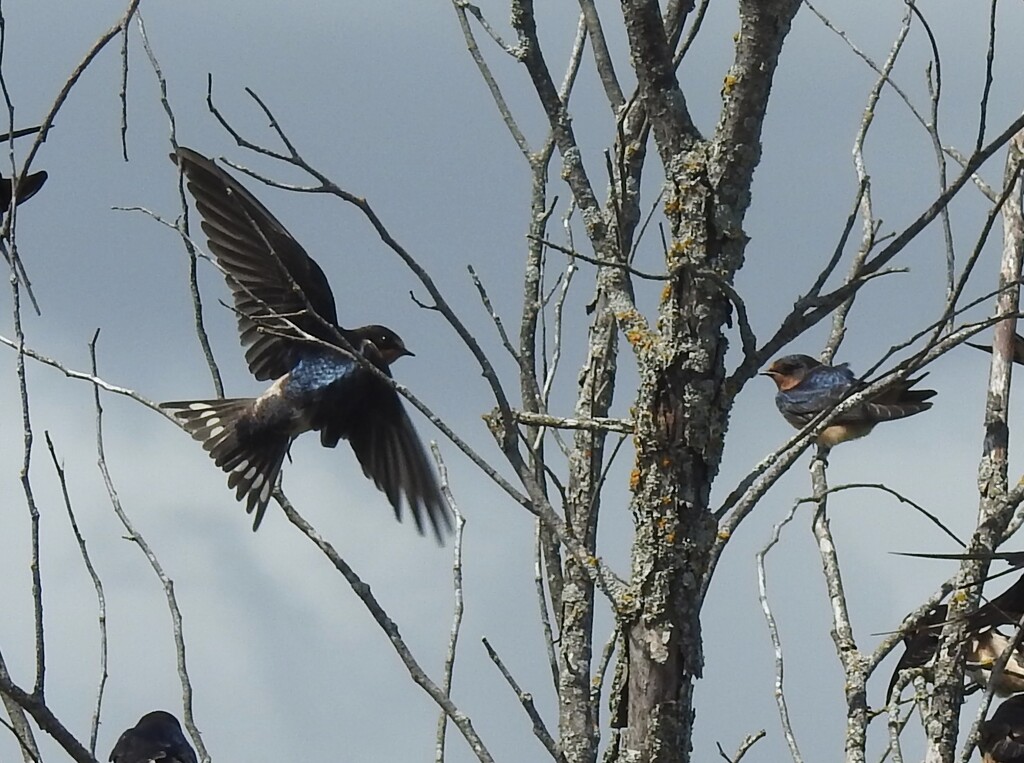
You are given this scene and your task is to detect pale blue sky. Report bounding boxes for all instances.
[0,2,1021,761]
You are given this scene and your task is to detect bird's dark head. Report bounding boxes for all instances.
[761,354,821,391]
[356,324,414,366]
[134,711,183,731]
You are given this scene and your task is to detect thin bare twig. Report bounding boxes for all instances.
[136,11,223,396]
[44,434,108,756]
[89,333,208,762]
[481,638,565,762]
[756,502,804,763]
[434,446,467,763]
[277,492,494,762]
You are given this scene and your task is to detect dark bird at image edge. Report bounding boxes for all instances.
[109,711,197,763]
[980,696,1024,763]
[162,147,451,540]
[0,169,46,213]
[762,354,935,448]
[0,124,50,213]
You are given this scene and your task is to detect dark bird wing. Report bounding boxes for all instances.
[855,374,936,423]
[313,359,450,541]
[775,364,856,425]
[173,147,340,380]
[894,550,1024,568]
[970,573,1024,630]
[0,170,47,211]
[893,553,1024,628]
[886,605,946,701]
[966,333,1024,366]
[782,370,934,427]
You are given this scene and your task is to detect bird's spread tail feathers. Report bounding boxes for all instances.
[161,398,289,530]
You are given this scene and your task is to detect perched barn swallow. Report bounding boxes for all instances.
[887,604,1024,701]
[971,628,1024,696]
[762,354,935,448]
[109,711,197,763]
[980,696,1024,763]
[888,565,1024,701]
[162,148,450,539]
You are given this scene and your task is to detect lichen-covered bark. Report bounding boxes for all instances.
[608,2,802,760]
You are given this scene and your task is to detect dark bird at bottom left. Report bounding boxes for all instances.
[109,711,197,763]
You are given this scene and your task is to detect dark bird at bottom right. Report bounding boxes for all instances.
[980,695,1024,763]
[761,354,935,448]
[109,711,197,763]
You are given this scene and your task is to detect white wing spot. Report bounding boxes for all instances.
[208,425,225,439]
[188,402,213,411]
[243,465,258,481]
[259,479,272,503]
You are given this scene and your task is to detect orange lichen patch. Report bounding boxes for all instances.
[629,469,641,490]
[665,532,676,544]
[722,74,739,95]
[660,283,673,303]
[625,328,658,354]
[660,456,672,468]
[717,529,731,540]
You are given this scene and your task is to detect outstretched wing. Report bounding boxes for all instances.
[174,147,340,380]
[312,357,451,541]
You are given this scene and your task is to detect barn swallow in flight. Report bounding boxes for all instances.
[762,354,935,448]
[980,696,1024,763]
[0,124,49,214]
[162,148,450,539]
[109,711,197,763]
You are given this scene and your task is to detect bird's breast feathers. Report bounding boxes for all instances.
[285,352,360,395]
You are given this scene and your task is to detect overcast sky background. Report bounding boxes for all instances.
[0,1,1021,761]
